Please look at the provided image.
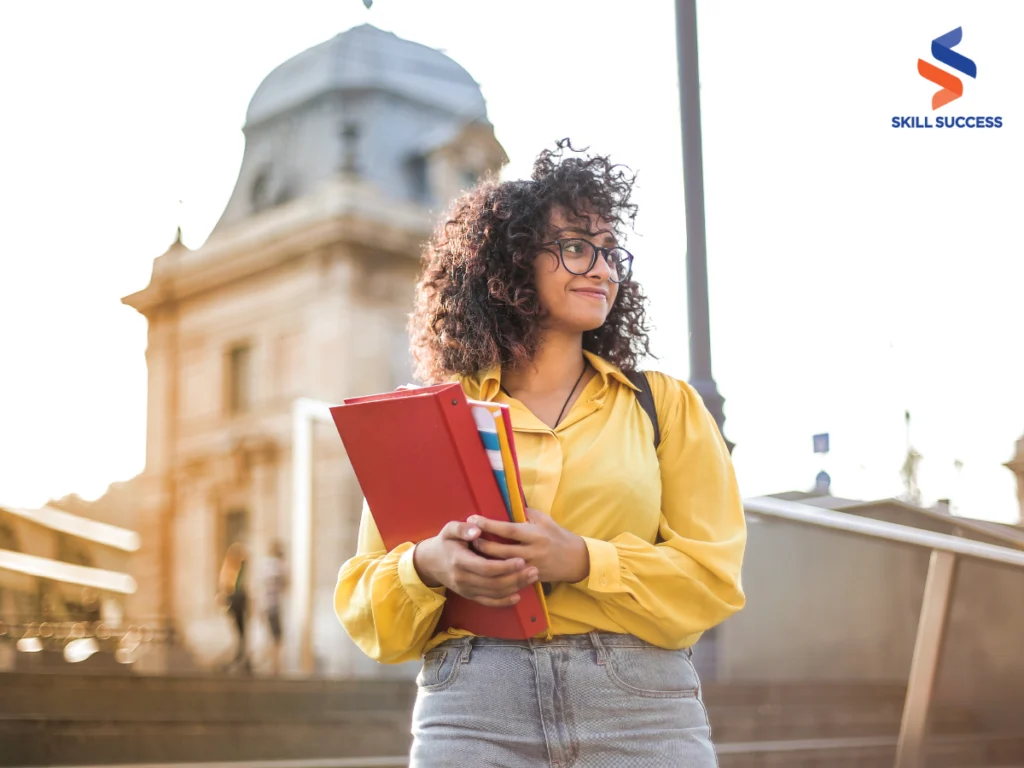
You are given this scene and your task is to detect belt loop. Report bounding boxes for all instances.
[589,631,607,666]
[460,636,475,664]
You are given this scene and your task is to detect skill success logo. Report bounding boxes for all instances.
[892,27,1003,129]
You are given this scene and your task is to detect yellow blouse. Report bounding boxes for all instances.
[334,351,746,664]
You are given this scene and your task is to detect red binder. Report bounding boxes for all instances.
[329,382,548,640]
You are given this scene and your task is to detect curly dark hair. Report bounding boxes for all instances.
[409,139,652,384]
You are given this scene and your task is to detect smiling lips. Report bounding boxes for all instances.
[572,288,608,301]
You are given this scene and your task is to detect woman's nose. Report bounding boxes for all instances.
[587,253,613,280]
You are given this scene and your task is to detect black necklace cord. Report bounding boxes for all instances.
[499,361,588,429]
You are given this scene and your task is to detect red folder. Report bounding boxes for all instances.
[329,382,548,640]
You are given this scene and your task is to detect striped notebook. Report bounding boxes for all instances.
[470,401,514,521]
[468,399,553,626]
[470,400,531,522]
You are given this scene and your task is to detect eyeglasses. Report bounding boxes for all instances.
[540,239,634,283]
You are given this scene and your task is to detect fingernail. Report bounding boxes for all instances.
[467,527,480,537]
[510,594,520,604]
[528,574,539,584]
[514,559,525,569]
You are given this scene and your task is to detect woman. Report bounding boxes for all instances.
[218,542,250,674]
[335,140,746,766]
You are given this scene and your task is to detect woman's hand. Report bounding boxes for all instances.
[413,520,540,607]
[468,509,590,584]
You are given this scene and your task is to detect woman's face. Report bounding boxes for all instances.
[532,207,620,334]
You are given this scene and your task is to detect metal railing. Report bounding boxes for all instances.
[744,495,1024,768]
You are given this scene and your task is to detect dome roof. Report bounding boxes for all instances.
[246,24,487,126]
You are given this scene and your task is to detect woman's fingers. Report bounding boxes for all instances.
[457,550,527,578]
[467,515,533,542]
[439,520,481,543]
[471,538,524,561]
[457,571,537,600]
[432,519,542,600]
[451,554,538,598]
[524,507,551,524]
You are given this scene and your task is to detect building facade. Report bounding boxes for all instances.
[111,24,506,675]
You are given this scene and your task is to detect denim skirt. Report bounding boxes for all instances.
[410,632,717,768]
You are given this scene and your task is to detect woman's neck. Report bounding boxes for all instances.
[501,332,586,396]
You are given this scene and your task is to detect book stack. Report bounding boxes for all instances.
[330,383,550,639]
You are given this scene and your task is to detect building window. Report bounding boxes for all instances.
[222,509,248,555]
[57,534,93,568]
[406,155,430,203]
[226,344,253,415]
[0,521,17,551]
[340,123,360,174]
[250,168,273,213]
[274,185,294,206]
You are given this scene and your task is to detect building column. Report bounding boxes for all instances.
[133,308,179,624]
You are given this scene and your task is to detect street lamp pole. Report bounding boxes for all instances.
[359,0,730,449]
[675,0,732,453]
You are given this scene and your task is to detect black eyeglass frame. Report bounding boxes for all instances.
[540,239,635,283]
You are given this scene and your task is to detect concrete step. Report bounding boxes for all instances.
[0,715,412,767]
[0,673,417,722]
[2,672,1020,767]
[16,737,1024,768]
[4,717,1021,768]
[705,700,976,742]
[716,734,1024,768]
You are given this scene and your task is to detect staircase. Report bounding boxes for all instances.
[1,672,1020,767]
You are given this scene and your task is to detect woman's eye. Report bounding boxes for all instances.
[563,241,586,254]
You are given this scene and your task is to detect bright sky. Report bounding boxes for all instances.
[1,1,1022,522]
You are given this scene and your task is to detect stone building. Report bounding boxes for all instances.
[105,24,506,675]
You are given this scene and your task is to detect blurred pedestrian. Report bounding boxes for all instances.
[262,539,288,675]
[218,542,250,674]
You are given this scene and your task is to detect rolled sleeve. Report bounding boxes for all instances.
[398,545,448,610]
[334,502,448,664]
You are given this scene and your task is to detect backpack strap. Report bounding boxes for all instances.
[623,370,660,450]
